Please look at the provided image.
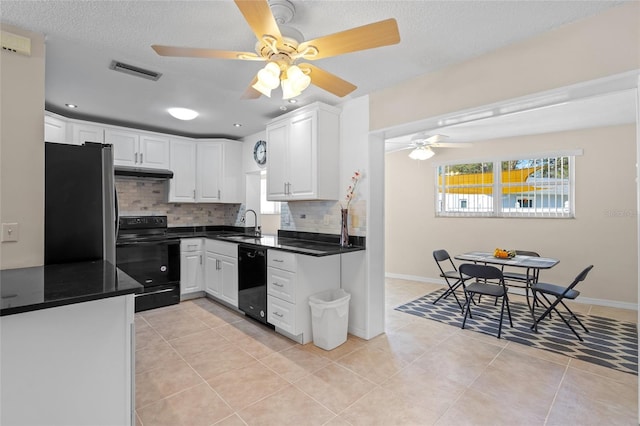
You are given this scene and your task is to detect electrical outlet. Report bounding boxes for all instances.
[2,223,19,242]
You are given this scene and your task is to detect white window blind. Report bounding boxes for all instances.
[436,155,574,218]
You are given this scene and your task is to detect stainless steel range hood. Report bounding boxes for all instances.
[114,165,173,179]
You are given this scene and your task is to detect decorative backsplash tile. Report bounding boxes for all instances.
[281,199,366,236]
[115,177,242,226]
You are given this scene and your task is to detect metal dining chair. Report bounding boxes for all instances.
[432,249,464,311]
[530,265,593,341]
[501,250,541,309]
[459,263,513,338]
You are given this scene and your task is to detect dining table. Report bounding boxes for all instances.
[454,251,560,313]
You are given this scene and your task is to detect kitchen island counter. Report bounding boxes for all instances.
[0,260,142,316]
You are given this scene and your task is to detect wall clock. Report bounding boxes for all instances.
[253,140,267,165]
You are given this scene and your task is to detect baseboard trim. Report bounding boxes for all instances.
[385,273,638,311]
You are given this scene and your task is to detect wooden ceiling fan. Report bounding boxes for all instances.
[151,0,400,99]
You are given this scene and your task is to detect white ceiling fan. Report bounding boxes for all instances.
[387,134,472,160]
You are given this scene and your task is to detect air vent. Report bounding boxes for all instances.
[109,60,162,81]
[1,31,31,56]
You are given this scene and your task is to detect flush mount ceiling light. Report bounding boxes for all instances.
[168,107,198,120]
[65,103,78,108]
[409,146,435,161]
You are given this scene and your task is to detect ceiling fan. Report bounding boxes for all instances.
[388,134,472,160]
[151,0,400,100]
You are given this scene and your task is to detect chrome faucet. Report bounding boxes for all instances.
[243,209,261,237]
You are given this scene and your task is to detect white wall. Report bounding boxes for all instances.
[0,24,46,269]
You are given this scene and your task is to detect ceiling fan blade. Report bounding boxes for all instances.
[299,63,357,97]
[298,18,400,60]
[431,142,473,148]
[152,45,262,60]
[234,0,282,42]
[241,76,262,99]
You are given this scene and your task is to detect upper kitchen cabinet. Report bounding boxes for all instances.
[168,139,243,204]
[266,102,340,201]
[105,128,169,169]
[44,114,67,143]
[70,122,105,145]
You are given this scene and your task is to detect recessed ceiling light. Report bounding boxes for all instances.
[65,103,78,108]
[279,106,288,111]
[288,99,298,104]
[233,123,242,127]
[168,107,198,120]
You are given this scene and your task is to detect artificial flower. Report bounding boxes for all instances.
[342,171,361,209]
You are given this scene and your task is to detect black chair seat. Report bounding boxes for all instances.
[531,282,580,299]
[465,281,507,298]
[433,249,465,311]
[459,263,513,338]
[531,265,593,341]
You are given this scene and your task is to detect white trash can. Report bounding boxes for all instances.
[308,289,351,350]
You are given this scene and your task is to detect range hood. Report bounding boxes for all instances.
[114,165,173,179]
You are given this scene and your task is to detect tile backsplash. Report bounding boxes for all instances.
[115,177,242,226]
[281,199,366,236]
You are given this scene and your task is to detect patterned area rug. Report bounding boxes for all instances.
[395,289,638,375]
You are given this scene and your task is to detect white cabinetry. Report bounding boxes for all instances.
[180,239,203,296]
[204,239,238,307]
[44,114,67,143]
[267,250,340,344]
[106,129,169,169]
[266,102,340,201]
[71,122,105,145]
[168,139,243,204]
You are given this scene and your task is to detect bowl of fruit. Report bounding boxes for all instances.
[494,248,516,259]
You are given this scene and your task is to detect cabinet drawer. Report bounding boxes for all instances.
[205,239,237,257]
[181,238,203,252]
[267,267,295,303]
[267,296,295,334]
[267,250,296,272]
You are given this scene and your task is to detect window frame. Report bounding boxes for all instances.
[434,150,581,219]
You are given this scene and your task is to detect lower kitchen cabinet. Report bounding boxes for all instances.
[204,239,238,307]
[180,239,203,296]
[267,250,340,344]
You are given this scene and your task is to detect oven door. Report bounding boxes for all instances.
[116,240,180,312]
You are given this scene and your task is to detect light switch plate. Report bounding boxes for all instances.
[2,223,19,242]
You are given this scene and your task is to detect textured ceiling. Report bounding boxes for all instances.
[0,0,630,139]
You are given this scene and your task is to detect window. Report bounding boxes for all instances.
[260,171,280,215]
[436,154,575,218]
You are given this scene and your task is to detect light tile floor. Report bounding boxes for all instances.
[135,278,638,425]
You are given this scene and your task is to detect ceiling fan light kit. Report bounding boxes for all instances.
[151,0,401,100]
[409,146,435,161]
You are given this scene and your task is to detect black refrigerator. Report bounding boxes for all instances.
[44,142,116,265]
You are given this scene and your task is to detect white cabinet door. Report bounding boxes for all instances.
[219,254,238,307]
[180,251,203,295]
[168,139,197,202]
[204,252,221,297]
[266,120,289,200]
[139,135,169,169]
[106,128,139,167]
[71,123,104,145]
[44,115,67,143]
[196,143,222,202]
[265,102,339,201]
[288,110,316,199]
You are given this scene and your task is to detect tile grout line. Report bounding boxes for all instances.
[542,362,570,425]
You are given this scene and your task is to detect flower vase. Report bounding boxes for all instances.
[340,208,350,248]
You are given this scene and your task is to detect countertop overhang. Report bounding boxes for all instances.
[1,260,142,316]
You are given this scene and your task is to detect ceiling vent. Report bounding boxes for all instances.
[1,31,31,56]
[109,60,162,81]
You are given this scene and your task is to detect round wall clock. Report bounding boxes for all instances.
[253,140,267,165]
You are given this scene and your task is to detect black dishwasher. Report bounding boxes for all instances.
[238,245,268,324]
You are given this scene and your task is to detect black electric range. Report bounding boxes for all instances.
[116,216,180,312]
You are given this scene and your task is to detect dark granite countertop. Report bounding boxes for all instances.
[0,260,143,317]
[165,227,366,256]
